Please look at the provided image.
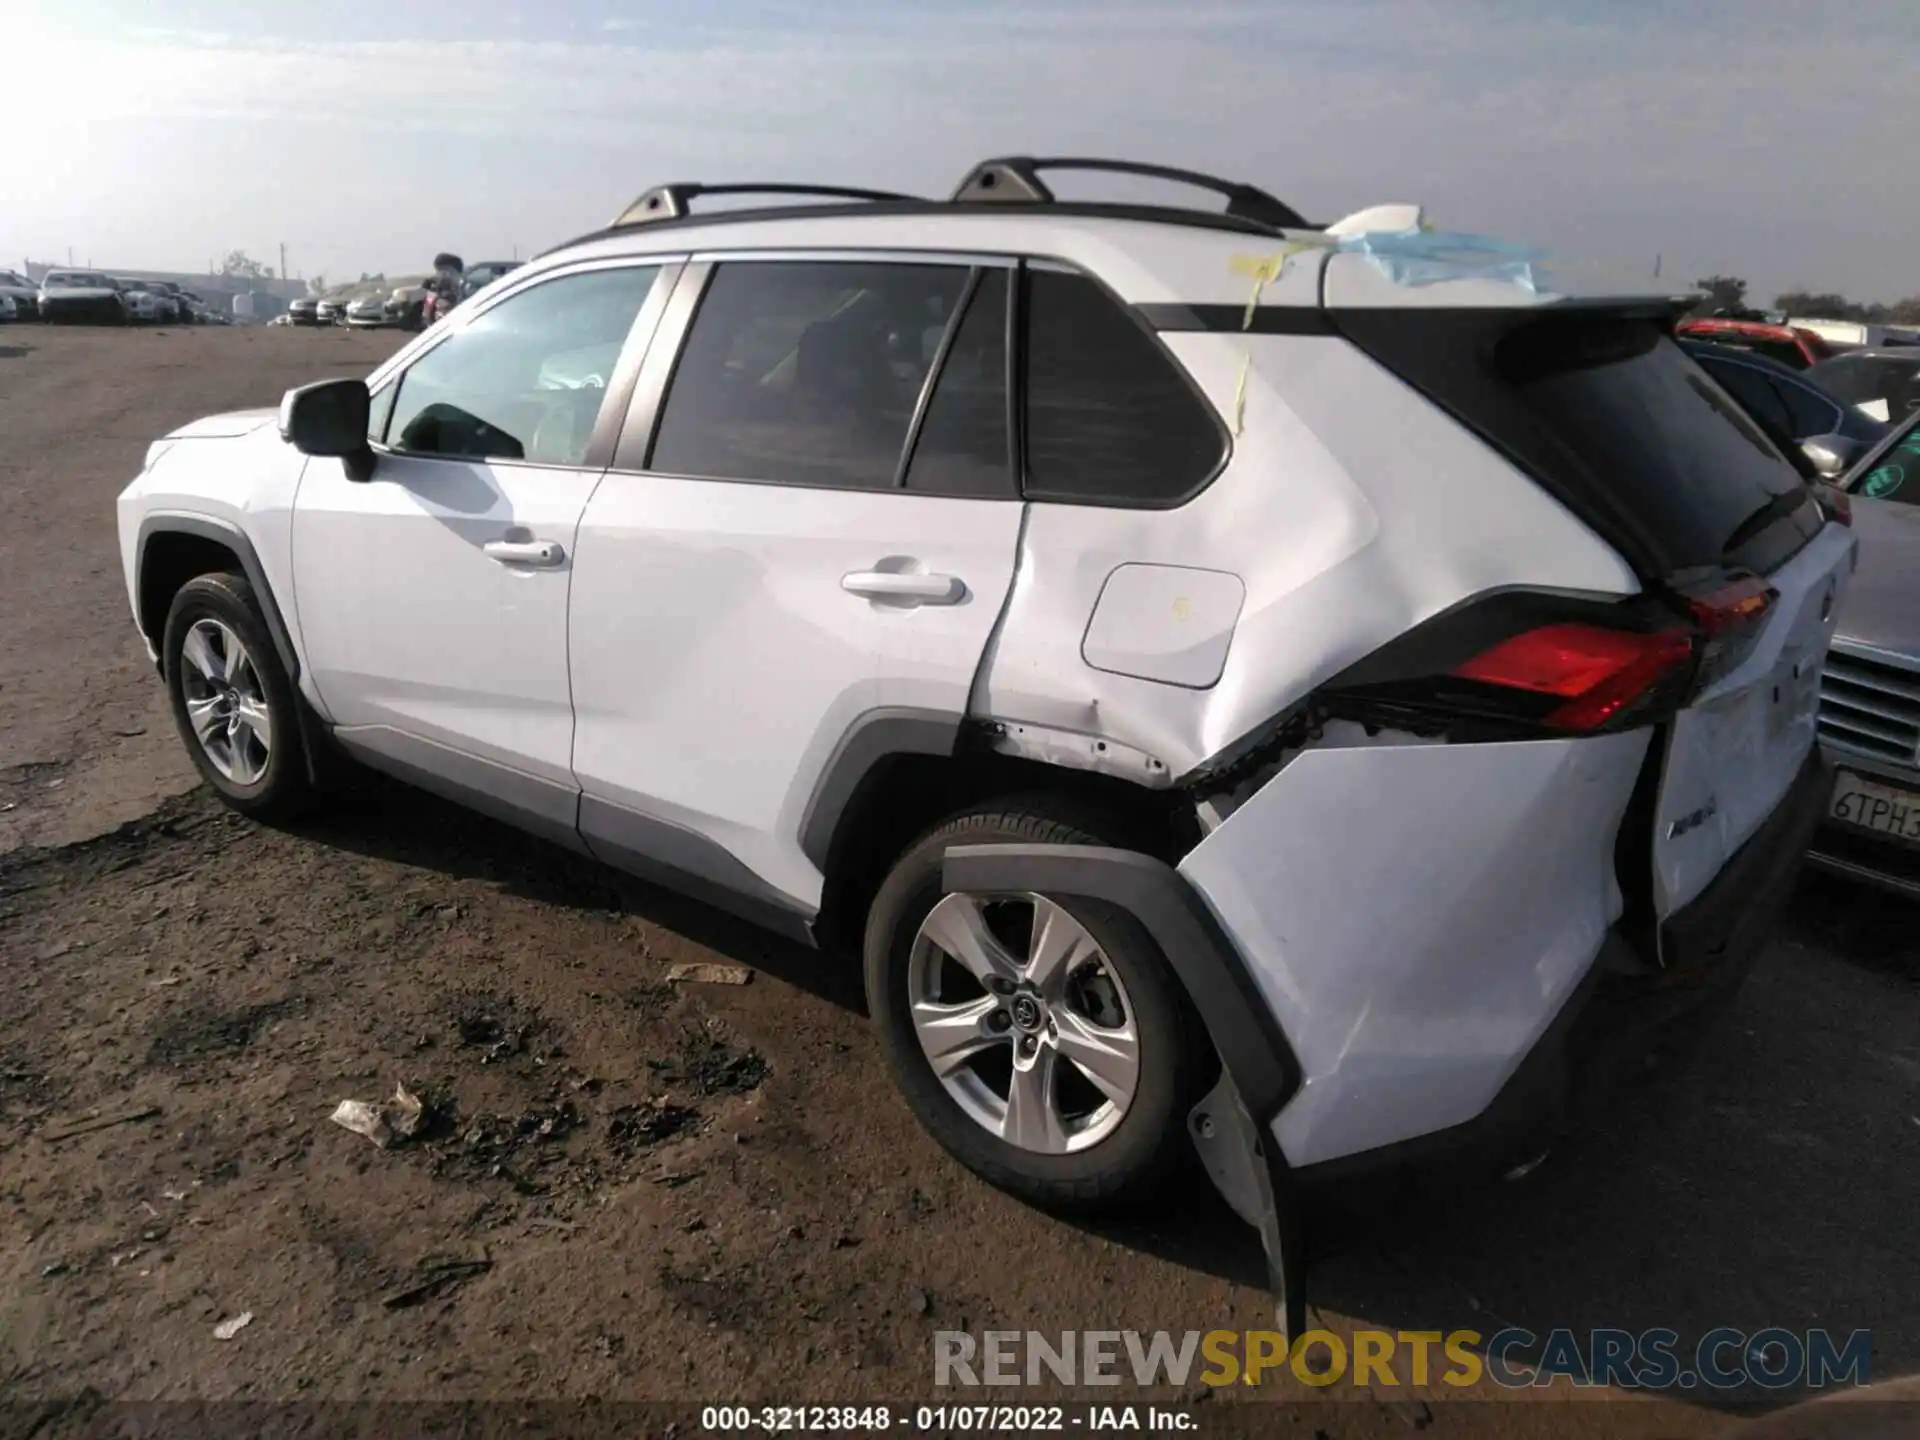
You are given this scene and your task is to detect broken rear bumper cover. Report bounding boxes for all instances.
[941,745,1828,1340]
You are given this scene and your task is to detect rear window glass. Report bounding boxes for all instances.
[1337,311,1815,574]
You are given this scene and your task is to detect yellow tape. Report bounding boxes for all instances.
[1228,243,1320,433]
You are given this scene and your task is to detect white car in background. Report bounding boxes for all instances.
[118,280,173,323]
[345,295,389,328]
[114,157,1855,1336]
[38,270,132,324]
[0,268,38,319]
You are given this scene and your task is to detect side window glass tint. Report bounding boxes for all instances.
[387,266,658,467]
[1706,361,1794,438]
[1023,269,1224,505]
[903,269,1011,497]
[650,261,969,490]
[1774,377,1837,436]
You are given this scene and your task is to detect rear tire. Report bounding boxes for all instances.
[864,804,1208,1214]
[162,572,315,823]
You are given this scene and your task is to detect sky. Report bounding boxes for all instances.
[4,0,1916,302]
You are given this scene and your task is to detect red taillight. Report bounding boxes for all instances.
[1453,624,1696,731]
[1817,483,1852,526]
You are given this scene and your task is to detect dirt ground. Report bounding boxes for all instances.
[1,324,1916,1438]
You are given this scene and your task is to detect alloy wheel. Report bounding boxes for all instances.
[907,892,1141,1155]
[178,617,272,785]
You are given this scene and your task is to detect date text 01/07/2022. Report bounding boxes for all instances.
[698,1404,1197,1432]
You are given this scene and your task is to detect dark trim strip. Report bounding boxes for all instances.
[332,727,589,856]
[581,795,817,945]
[1136,302,1336,336]
[135,515,301,683]
[799,709,962,872]
[939,842,1302,1121]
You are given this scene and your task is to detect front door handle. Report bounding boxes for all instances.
[483,538,566,568]
[841,570,966,604]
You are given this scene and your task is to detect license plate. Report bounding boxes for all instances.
[1829,771,1920,846]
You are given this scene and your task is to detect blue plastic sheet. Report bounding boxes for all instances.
[1332,227,1545,292]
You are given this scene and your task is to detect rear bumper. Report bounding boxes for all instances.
[41,297,125,323]
[939,747,1828,1337]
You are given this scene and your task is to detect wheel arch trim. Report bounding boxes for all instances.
[939,842,1302,1121]
[134,514,301,684]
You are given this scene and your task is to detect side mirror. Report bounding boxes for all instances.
[1799,434,1863,480]
[279,378,376,481]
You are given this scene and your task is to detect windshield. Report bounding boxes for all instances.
[46,272,109,288]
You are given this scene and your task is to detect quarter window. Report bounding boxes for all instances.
[387,265,660,467]
[1022,268,1225,505]
[650,261,971,491]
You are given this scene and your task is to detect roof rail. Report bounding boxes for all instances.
[949,156,1310,231]
[611,182,920,227]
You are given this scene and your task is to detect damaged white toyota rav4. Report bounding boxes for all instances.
[117,158,1854,1332]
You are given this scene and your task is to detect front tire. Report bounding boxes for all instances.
[864,805,1208,1214]
[162,572,315,822]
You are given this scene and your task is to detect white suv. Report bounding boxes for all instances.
[116,158,1854,1333]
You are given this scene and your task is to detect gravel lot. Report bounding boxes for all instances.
[0,324,1914,1435]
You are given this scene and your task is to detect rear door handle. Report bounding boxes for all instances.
[483,539,566,568]
[841,570,966,604]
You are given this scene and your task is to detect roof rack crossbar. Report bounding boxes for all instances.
[611,182,920,228]
[949,156,1309,231]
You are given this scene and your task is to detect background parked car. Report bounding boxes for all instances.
[151,281,199,323]
[385,283,429,330]
[1808,414,1920,901]
[1681,338,1887,478]
[1806,347,1920,425]
[345,294,389,328]
[1788,318,1920,353]
[459,260,522,299]
[287,296,321,327]
[1675,316,1834,369]
[117,280,175,323]
[38,270,131,324]
[315,297,346,325]
[0,268,39,319]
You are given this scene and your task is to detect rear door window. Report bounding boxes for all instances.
[1022,268,1225,506]
[901,268,1014,498]
[649,260,971,491]
[1335,310,1817,575]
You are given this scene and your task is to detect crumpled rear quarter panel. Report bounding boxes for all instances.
[1177,729,1650,1167]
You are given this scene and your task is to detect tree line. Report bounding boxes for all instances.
[1690,274,1920,325]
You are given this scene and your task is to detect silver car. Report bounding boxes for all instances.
[1809,413,1920,898]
